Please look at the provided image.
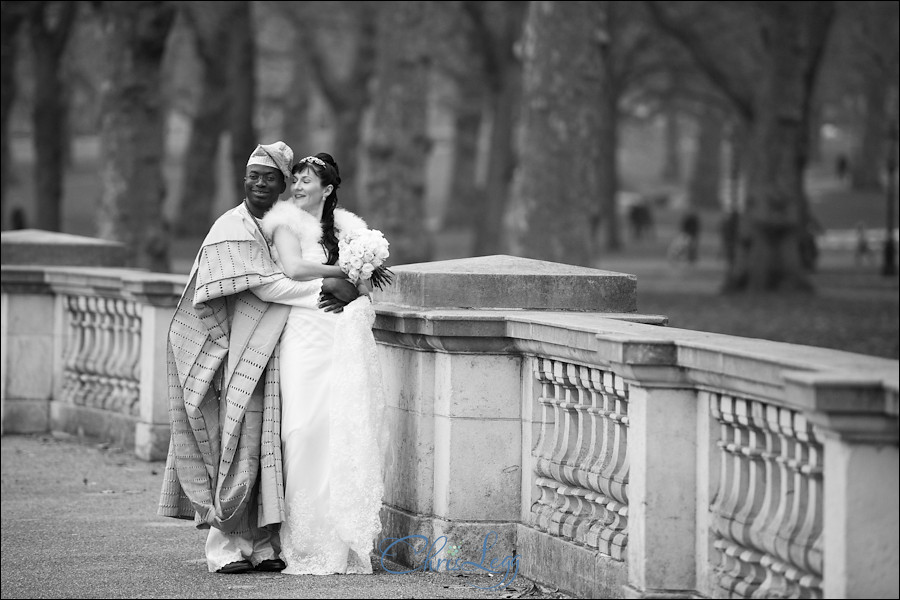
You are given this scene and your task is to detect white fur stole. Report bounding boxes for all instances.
[259,203,369,251]
[259,201,323,250]
[333,208,368,237]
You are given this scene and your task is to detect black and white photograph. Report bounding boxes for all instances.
[2,1,898,598]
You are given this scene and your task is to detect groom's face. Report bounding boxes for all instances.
[244,165,286,213]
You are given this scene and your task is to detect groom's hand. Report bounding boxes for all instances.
[318,277,360,313]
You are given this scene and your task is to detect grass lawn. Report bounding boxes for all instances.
[628,258,899,360]
[592,205,898,360]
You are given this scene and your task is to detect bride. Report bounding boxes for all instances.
[259,152,387,575]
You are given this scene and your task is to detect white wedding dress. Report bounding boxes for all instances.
[265,205,387,575]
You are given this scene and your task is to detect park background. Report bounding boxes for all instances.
[1,0,898,359]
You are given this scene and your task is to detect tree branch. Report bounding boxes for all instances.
[644,0,754,120]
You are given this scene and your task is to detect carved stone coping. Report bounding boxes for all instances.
[1,229,127,267]
[373,254,638,312]
[374,306,899,442]
[0,265,187,307]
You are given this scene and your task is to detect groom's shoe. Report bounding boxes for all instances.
[255,558,286,572]
[217,560,253,574]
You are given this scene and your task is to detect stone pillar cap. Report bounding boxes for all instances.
[373,254,636,312]
[1,229,127,268]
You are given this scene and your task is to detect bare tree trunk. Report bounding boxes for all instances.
[226,0,255,203]
[281,54,311,164]
[1,2,25,228]
[175,2,236,235]
[597,0,624,253]
[331,102,367,212]
[176,81,225,235]
[507,1,604,266]
[661,104,682,183]
[725,4,834,291]
[95,1,176,271]
[445,86,484,230]
[28,1,77,232]
[364,1,432,265]
[883,97,898,276]
[598,68,621,252]
[729,111,811,289]
[688,110,724,210]
[469,1,527,256]
[473,62,521,255]
[649,0,835,292]
[281,1,377,212]
[851,74,888,191]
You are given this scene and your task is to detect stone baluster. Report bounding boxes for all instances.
[104,298,141,416]
[530,357,630,559]
[710,394,823,598]
[583,368,629,560]
[61,295,85,405]
[104,299,124,412]
[75,296,96,406]
[61,295,143,417]
[124,301,142,416]
[532,357,560,533]
[711,395,769,597]
[96,297,117,410]
[83,297,105,406]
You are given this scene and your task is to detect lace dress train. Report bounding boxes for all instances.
[278,296,386,575]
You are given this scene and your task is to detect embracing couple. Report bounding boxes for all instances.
[158,141,388,575]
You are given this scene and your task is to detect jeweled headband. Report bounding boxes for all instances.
[298,156,327,168]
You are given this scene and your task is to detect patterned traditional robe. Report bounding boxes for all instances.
[158,204,291,534]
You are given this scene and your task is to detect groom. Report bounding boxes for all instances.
[158,141,358,574]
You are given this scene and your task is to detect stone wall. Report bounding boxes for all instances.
[2,231,897,599]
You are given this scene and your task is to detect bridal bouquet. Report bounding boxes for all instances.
[338,228,394,290]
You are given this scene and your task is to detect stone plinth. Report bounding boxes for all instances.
[374,255,637,312]
[1,229,126,267]
[373,255,643,581]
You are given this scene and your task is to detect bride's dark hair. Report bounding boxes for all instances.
[292,152,341,265]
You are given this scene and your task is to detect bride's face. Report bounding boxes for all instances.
[290,166,332,215]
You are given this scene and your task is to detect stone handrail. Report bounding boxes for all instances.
[1,234,896,599]
[1,263,186,459]
[372,298,897,599]
[370,256,897,600]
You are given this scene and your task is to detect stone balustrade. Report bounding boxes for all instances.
[1,231,896,599]
[370,256,897,599]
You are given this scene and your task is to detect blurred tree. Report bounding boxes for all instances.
[1,1,27,228]
[507,1,604,265]
[364,1,432,264]
[93,0,176,271]
[576,1,691,253]
[227,1,255,201]
[438,13,485,232]
[626,59,739,257]
[592,0,656,253]
[25,1,77,232]
[260,4,312,162]
[174,1,255,236]
[842,0,899,192]
[661,99,682,183]
[649,1,837,292]
[687,106,726,210]
[459,0,527,256]
[274,1,378,212]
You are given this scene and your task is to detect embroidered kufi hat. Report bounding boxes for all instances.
[247,141,293,183]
